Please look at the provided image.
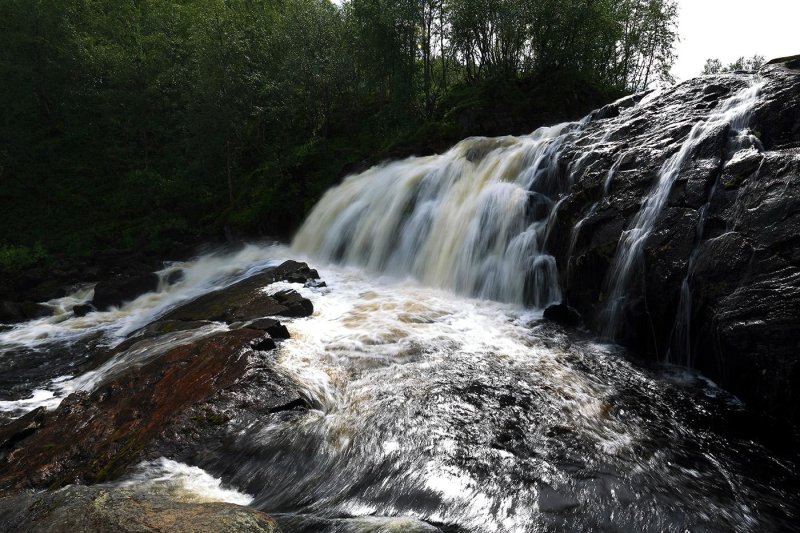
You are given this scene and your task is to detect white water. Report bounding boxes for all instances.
[0,245,286,416]
[122,457,254,505]
[603,79,765,339]
[0,242,791,530]
[293,124,584,308]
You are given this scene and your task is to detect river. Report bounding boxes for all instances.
[1,244,796,531]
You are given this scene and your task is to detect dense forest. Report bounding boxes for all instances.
[0,0,678,269]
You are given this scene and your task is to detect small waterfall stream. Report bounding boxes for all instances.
[601,79,764,340]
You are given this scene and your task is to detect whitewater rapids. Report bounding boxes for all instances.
[0,244,795,531]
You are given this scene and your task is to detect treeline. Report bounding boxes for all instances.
[702,55,766,75]
[0,0,677,264]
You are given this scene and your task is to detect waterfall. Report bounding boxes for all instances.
[666,123,765,365]
[566,151,627,278]
[602,79,764,340]
[293,124,585,307]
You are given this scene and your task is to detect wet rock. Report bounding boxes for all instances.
[91,272,160,310]
[270,260,320,284]
[73,303,94,317]
[753,60,800,150]
[543,303,582,327]
[552,59,800,422]
[707,267,800,422]
[272,289,314,317]
[0,407,47,461]
[0,485,281,532]
[0,328,265,492]
[144,348,306,472]
[246,318,291,339]
[161,261,316,323]
[0,300,50,323]
[165,269,185,285]
[252,336,277,351]
[128,319,214,340]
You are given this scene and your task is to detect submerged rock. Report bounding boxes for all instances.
[0,485,281,532]
[73,303,95,317]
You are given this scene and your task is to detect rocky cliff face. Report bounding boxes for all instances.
[546,56,800,423]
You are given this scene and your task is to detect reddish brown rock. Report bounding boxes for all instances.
[0,328,265,493]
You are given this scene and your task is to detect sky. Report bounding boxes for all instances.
[671,0,800,82]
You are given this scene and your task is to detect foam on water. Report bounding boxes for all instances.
[122,457,254,505]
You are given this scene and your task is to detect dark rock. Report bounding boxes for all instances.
[0,407,47,460]
[246,318,291,339]
[543,303,582,327]
[527,192,553,221]
[0,301,27,323]
[272,289,314,318]
[0,485,281,533]
[0,300,50,324]
[252,336,277,351]
[0,328,263,492]
[551,59,800,422]
[91,273,160,310]
[144,346,306,475]
[73,303,94,317]
[161,261,315,323]
[704,267,800,422]
[270,260,320,284]
[166,269,185,285]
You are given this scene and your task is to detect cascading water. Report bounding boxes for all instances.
[1,74,798,532]
[602,78,765,340]
[293,124,587,308]
[566,151,628,278]
[666,138,765,365]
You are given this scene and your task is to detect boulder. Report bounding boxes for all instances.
[73,303,94,317]
[0,328,266,492]
[543,303,582,327]
[0,485,281,533]
[91,273,160,310]
[0,300,50,323]
[161,261,316,323]
[245,318,291,339]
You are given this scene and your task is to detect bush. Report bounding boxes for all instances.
[0,243,49,273]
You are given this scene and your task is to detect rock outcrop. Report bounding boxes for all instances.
[546,56,800,423]
[0,328,265,492]
[0,485,281,532]
[0,259,319,533]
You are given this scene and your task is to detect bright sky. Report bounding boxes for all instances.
[671,0,800,82]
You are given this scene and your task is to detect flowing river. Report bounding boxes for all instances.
[0,244,797,531]
[1,73,798,531]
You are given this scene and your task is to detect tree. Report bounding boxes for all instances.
[702,54,766,75]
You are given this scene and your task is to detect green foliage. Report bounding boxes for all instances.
[702,55,766,75]
[0,244,49,274]
[0,0,678,264]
